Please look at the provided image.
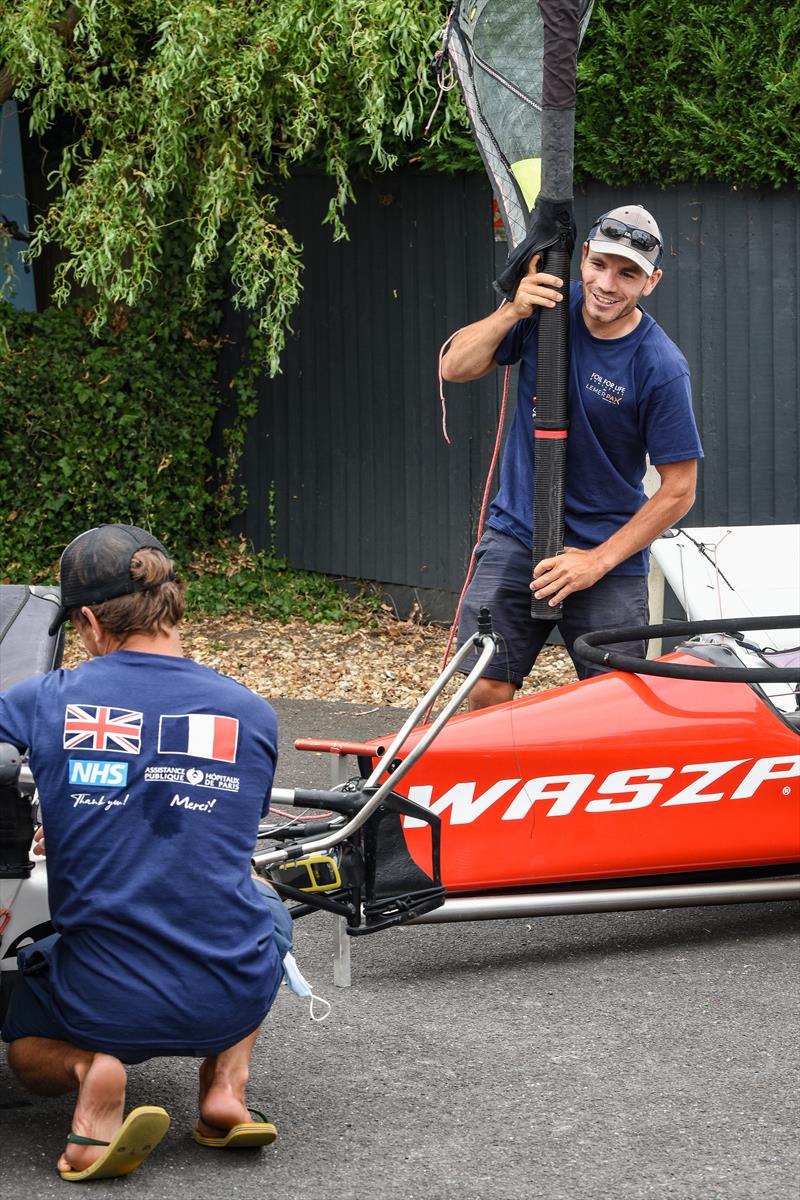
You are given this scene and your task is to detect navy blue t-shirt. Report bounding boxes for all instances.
[0,650,282,1055]
[490,282,704,574]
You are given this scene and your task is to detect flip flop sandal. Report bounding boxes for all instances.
[60,1105,170,1182]
[192,1107,277,1149]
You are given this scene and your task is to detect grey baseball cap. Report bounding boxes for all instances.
[587,204,663,276]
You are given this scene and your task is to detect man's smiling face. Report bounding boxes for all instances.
[579,244,662,337]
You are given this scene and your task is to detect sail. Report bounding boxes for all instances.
[446,0,593,297]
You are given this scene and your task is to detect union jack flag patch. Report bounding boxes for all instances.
[63,704,144,754]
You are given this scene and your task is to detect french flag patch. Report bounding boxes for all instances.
[158,714,239,763]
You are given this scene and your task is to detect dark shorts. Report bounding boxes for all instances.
[457,528,649,687]
[2,887,293,1063]
[1,934,96,1053]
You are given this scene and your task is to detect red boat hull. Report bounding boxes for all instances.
[368,655,800,892]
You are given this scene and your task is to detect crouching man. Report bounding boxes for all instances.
[0,524,287,1181]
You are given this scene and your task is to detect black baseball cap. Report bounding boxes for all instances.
[48,523,174,636]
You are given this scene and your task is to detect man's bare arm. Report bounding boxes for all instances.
[441,255,564,382]
[531,459,698,607]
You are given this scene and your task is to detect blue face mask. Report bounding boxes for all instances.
[253,877,331,1021]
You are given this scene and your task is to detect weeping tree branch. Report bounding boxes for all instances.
[0,3,81,104]
[0,2,457,370]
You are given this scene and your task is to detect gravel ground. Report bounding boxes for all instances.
[61,613,577,708]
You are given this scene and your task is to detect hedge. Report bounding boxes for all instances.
[0,253,238,581]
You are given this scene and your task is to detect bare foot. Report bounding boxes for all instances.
[196,1055,252,1137]
[56,1053,127,1174]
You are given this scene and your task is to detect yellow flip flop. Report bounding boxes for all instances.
[60,1106,170,1182]
[192,1107,277,1149]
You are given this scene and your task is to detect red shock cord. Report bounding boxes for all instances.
[438,357,512,672]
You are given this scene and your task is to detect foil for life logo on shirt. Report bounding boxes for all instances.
[157,713,239,763]
[587,371,626,405]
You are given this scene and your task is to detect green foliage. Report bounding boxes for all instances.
[574,0,800,188]
[183,538,380,626]
[0,0,455,369]
[0,239,236,580]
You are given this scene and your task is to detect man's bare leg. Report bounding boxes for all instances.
[7,1039,126,1173]
[468,678,516,711]
[196,1026,262,1136]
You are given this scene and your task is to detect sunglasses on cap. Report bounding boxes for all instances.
[591,216,662,255]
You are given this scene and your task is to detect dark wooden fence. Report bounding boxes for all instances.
[226,173,800,619]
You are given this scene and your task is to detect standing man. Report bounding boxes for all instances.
[1,524,289,1180]
[442,204,703,709]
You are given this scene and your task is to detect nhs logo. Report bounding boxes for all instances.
[68,760,129,788]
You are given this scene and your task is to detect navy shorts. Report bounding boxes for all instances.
[457,528,649,687]
[2,887,293,1063]
[1,934,97,1053]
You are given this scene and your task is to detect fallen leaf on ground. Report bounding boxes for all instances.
[61,614,577,709]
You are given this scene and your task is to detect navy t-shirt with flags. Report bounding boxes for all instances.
[0,650,282,1057]
[490,281,704,574]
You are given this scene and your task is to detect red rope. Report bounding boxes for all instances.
[439,363,512,672]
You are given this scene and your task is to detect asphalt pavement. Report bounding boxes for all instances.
[1,698,798,1199]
